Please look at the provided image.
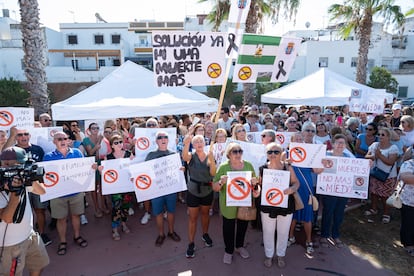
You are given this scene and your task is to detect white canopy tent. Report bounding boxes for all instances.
[51,61,218,120]
[261,68,381,106]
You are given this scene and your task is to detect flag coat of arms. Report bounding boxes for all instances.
[228,0,251,24]
[232,34,301,83]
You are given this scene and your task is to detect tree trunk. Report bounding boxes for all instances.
[356,13,372,84]
[19,0,49,118]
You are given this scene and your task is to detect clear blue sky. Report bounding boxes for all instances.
[1,0,412,34]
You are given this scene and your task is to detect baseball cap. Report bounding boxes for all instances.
[324,109,334,115]
[0,147,28,164]
[392,104,402,110]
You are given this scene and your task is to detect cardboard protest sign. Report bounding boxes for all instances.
[39,157,96,201]
[232,34,301,83]
[261,168,290,208]
[288,142,326,168]
[129,153,186,202]
[228,0,251,24]
[152,31,227,87]
[317,156,370,199]
[0,107,34,130]
[226,171,252,207]
[134,128,176,162]
[101,158,135,195]
[30,127,63,154]
[349,88,385,113]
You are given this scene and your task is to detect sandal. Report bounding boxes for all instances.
[57,242,67,256]
[382,215,391,224]
[74,236,88,248]
[112,231,120,241]
[122,224,130,234]
[364,209,378,216]
[319,237,329,248]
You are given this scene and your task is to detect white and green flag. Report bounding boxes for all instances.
[232,34,301,83]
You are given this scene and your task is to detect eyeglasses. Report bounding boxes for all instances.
[267,150,281,155]
[147,123,157,127]
[104,130,112,134]
[316,123,325,126]
[42,119,51,122]
[310,112,319,115]
[236,129,246,133]
[56,137,68,141]
[90,127,99,130]
[265,117,272,120]
[288,120,297,123]
[231,149,243,155]
[157,135,168,140]
[16,133,30,137]
[366,128,374,131]
[261,134,267,138]
[378,133,387,137]
[113,141,123,145]
[304,129,316,133]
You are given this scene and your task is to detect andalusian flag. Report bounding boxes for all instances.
[232,34,301,83]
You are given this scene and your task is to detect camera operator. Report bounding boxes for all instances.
[0,147,49,276]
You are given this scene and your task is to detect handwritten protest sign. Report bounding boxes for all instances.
[349,88,385,113]
[261,169,290,208]
[152,31,227,87]
[38,157,96,201]
[129,153,186,202]
[30,127,63,154]
[0,107,34,130]
[224,139,266,175]
[232,34,301,83]
[134,128,177,162]
[101,158,135,195]
[317,157,370,199]
[226,171,252,206]
[288,142,326,168]
[212,142,228,168]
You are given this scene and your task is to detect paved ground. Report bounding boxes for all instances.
[36,200,395,276]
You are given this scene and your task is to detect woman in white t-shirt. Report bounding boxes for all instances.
[313,120,331,149]
[398,159,414,256]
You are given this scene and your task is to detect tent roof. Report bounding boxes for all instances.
[51,61,218,120]
[261,68,378,106]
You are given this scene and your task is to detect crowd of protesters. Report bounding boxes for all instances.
[1,100,414,275]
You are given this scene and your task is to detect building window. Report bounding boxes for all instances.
[339,57,344,63]
[319,57,328,68]
[398,86,408,98]
[98,59,106,67]
[351,57,358,67]
[113,59,121,66]
[71,59,79,70]
[68,35,78,45]
[111,34,121,44]
[94,34,104,44]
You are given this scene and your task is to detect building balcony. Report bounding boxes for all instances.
[0,39,22,48]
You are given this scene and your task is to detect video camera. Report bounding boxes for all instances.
[0,159,44,193]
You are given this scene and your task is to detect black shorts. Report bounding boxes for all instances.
[186,191,213,208]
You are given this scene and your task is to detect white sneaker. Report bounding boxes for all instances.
[140,212,151,225]
[80,214,88,225]
[128,207,135,216]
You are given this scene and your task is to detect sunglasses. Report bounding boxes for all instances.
[316,123,325,126]
[288,120,297,123]
[231,149,243,155]
[261,134,267,138]
[16,133,30,137]
[56,137,68,141]
[104,130,112,134]
[304,129,316,133]
[236,129,246,133]
[366,128,374,131]
[90,127,99,130]
[267,150,281,155]
[71,124,78,127]
[220,112,225,115]
[377,133,387,137]
[147,123,157,127]
[157,135,168,140]
[401,121,407,124]
[42,119,51,122]
[113,141,123,145]
[310,112,319,115]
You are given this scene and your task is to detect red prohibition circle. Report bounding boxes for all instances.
[227,177,251,200]
[44,172,59,188]
[0,111,14,127]
[265,188,284,206]
[136,137,150,150]
[289,147,307,163]
[355,177,365,186]
[135,174,152,190]
[103,170,118,184]
[276,134,285,144]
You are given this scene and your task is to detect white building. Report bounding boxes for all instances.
[0,8,413,98]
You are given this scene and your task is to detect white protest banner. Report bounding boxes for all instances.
[134,128,176,162]
[349,88,385,113]
[317,157,370,199]
[101,158,135,195]
[233,34,301,83]
[226,171,252,207]
[152,31,226,87]
[228,0,251,24]
[30,127,63,154]
[275,131,295,149]
[38,157,96,202]
[226,27,244,59]
[225,139,266,175]
[129,153,186,202]
[0,107,34,130]
[288,142,326,168]
[261,168,290,208]
[246,132,261,143]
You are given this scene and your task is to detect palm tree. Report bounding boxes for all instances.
[328,0,405,84]
[200,0,300,104]
[18,0,49,118]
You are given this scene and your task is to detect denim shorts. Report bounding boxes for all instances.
[151,193,177,216]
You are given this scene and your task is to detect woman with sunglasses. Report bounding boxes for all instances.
[213,143,260,265]
[104,135,134,240]
[313,120,331,149]
[355,123,378,158]
[231,123,248,142]
[365,128,399,223]
[259,142,299,268]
